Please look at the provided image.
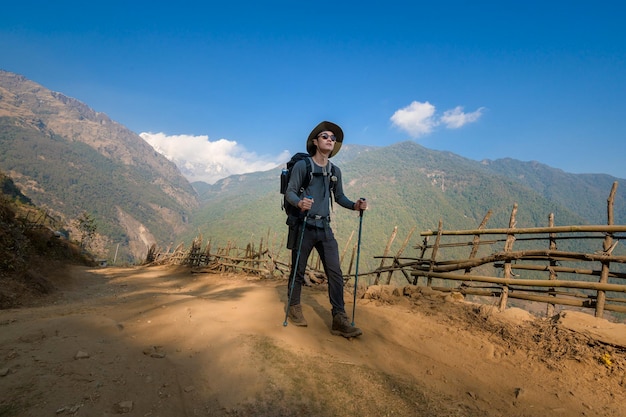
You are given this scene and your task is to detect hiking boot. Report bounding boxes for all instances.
[331,312,363,338]
[287,304,308,327]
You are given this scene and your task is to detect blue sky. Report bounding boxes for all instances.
[2,1,625,183]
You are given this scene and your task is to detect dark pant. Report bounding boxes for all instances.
[288,224,345,316]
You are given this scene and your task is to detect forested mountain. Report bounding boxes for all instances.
[187,141,626,272]
[481,158,626,225]
[0,70,198,262]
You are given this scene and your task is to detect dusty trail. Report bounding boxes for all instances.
[1,265,625,416]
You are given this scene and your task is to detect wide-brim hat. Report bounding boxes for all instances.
[306,121,344,158]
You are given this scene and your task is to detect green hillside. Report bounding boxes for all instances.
[482,158,626,225]
[0,117,194,263]
[0,70,199,264]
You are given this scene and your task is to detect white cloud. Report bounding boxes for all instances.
[440,106,485,129]
[390,101,437,138]
[140,132,289,184]
[391,101,484,138]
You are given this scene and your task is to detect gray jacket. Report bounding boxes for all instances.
[285,158,355,228]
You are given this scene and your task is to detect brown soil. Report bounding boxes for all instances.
[1,265,625,417]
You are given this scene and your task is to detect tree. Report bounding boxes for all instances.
[76,211,97,250]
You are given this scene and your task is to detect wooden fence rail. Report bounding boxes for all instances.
[408,181,626,318]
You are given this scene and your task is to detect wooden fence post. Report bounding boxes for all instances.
[428,220,443,287]
[596,181,618,318]
[547,213,558,317]
[500,204,518,311]
[385,226,416,285]
[348,245,356,276]
[374,226,397,285]
[413,236,430,285]
[464,210,492,275]
[340,230,355,267]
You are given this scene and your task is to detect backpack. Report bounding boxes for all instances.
[280,152,337,219]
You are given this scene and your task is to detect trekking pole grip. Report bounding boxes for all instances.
[305,195,313,213]
[359,198,366,217]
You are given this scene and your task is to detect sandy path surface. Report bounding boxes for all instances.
[1,265,625,416]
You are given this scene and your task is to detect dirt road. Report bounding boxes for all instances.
[1,265,625,416]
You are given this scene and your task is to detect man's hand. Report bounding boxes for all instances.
[298,197,314,212]
[354,198,367,211]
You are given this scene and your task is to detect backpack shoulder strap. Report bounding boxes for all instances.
[329,162,337,191]
[300,157,313,191]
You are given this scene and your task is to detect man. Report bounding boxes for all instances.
[284,120,368,338]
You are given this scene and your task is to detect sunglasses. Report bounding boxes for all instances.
[317,133,337,142]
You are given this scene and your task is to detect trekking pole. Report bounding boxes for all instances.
[283,198,311,327]
[351,198,365,326]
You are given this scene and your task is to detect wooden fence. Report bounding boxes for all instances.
[146,235,288,276]
[144,183,626,319]
[145,229,370,283]
[405,182,626,319]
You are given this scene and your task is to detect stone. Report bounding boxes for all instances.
[74,351,90,360]
[114,400,134,414]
